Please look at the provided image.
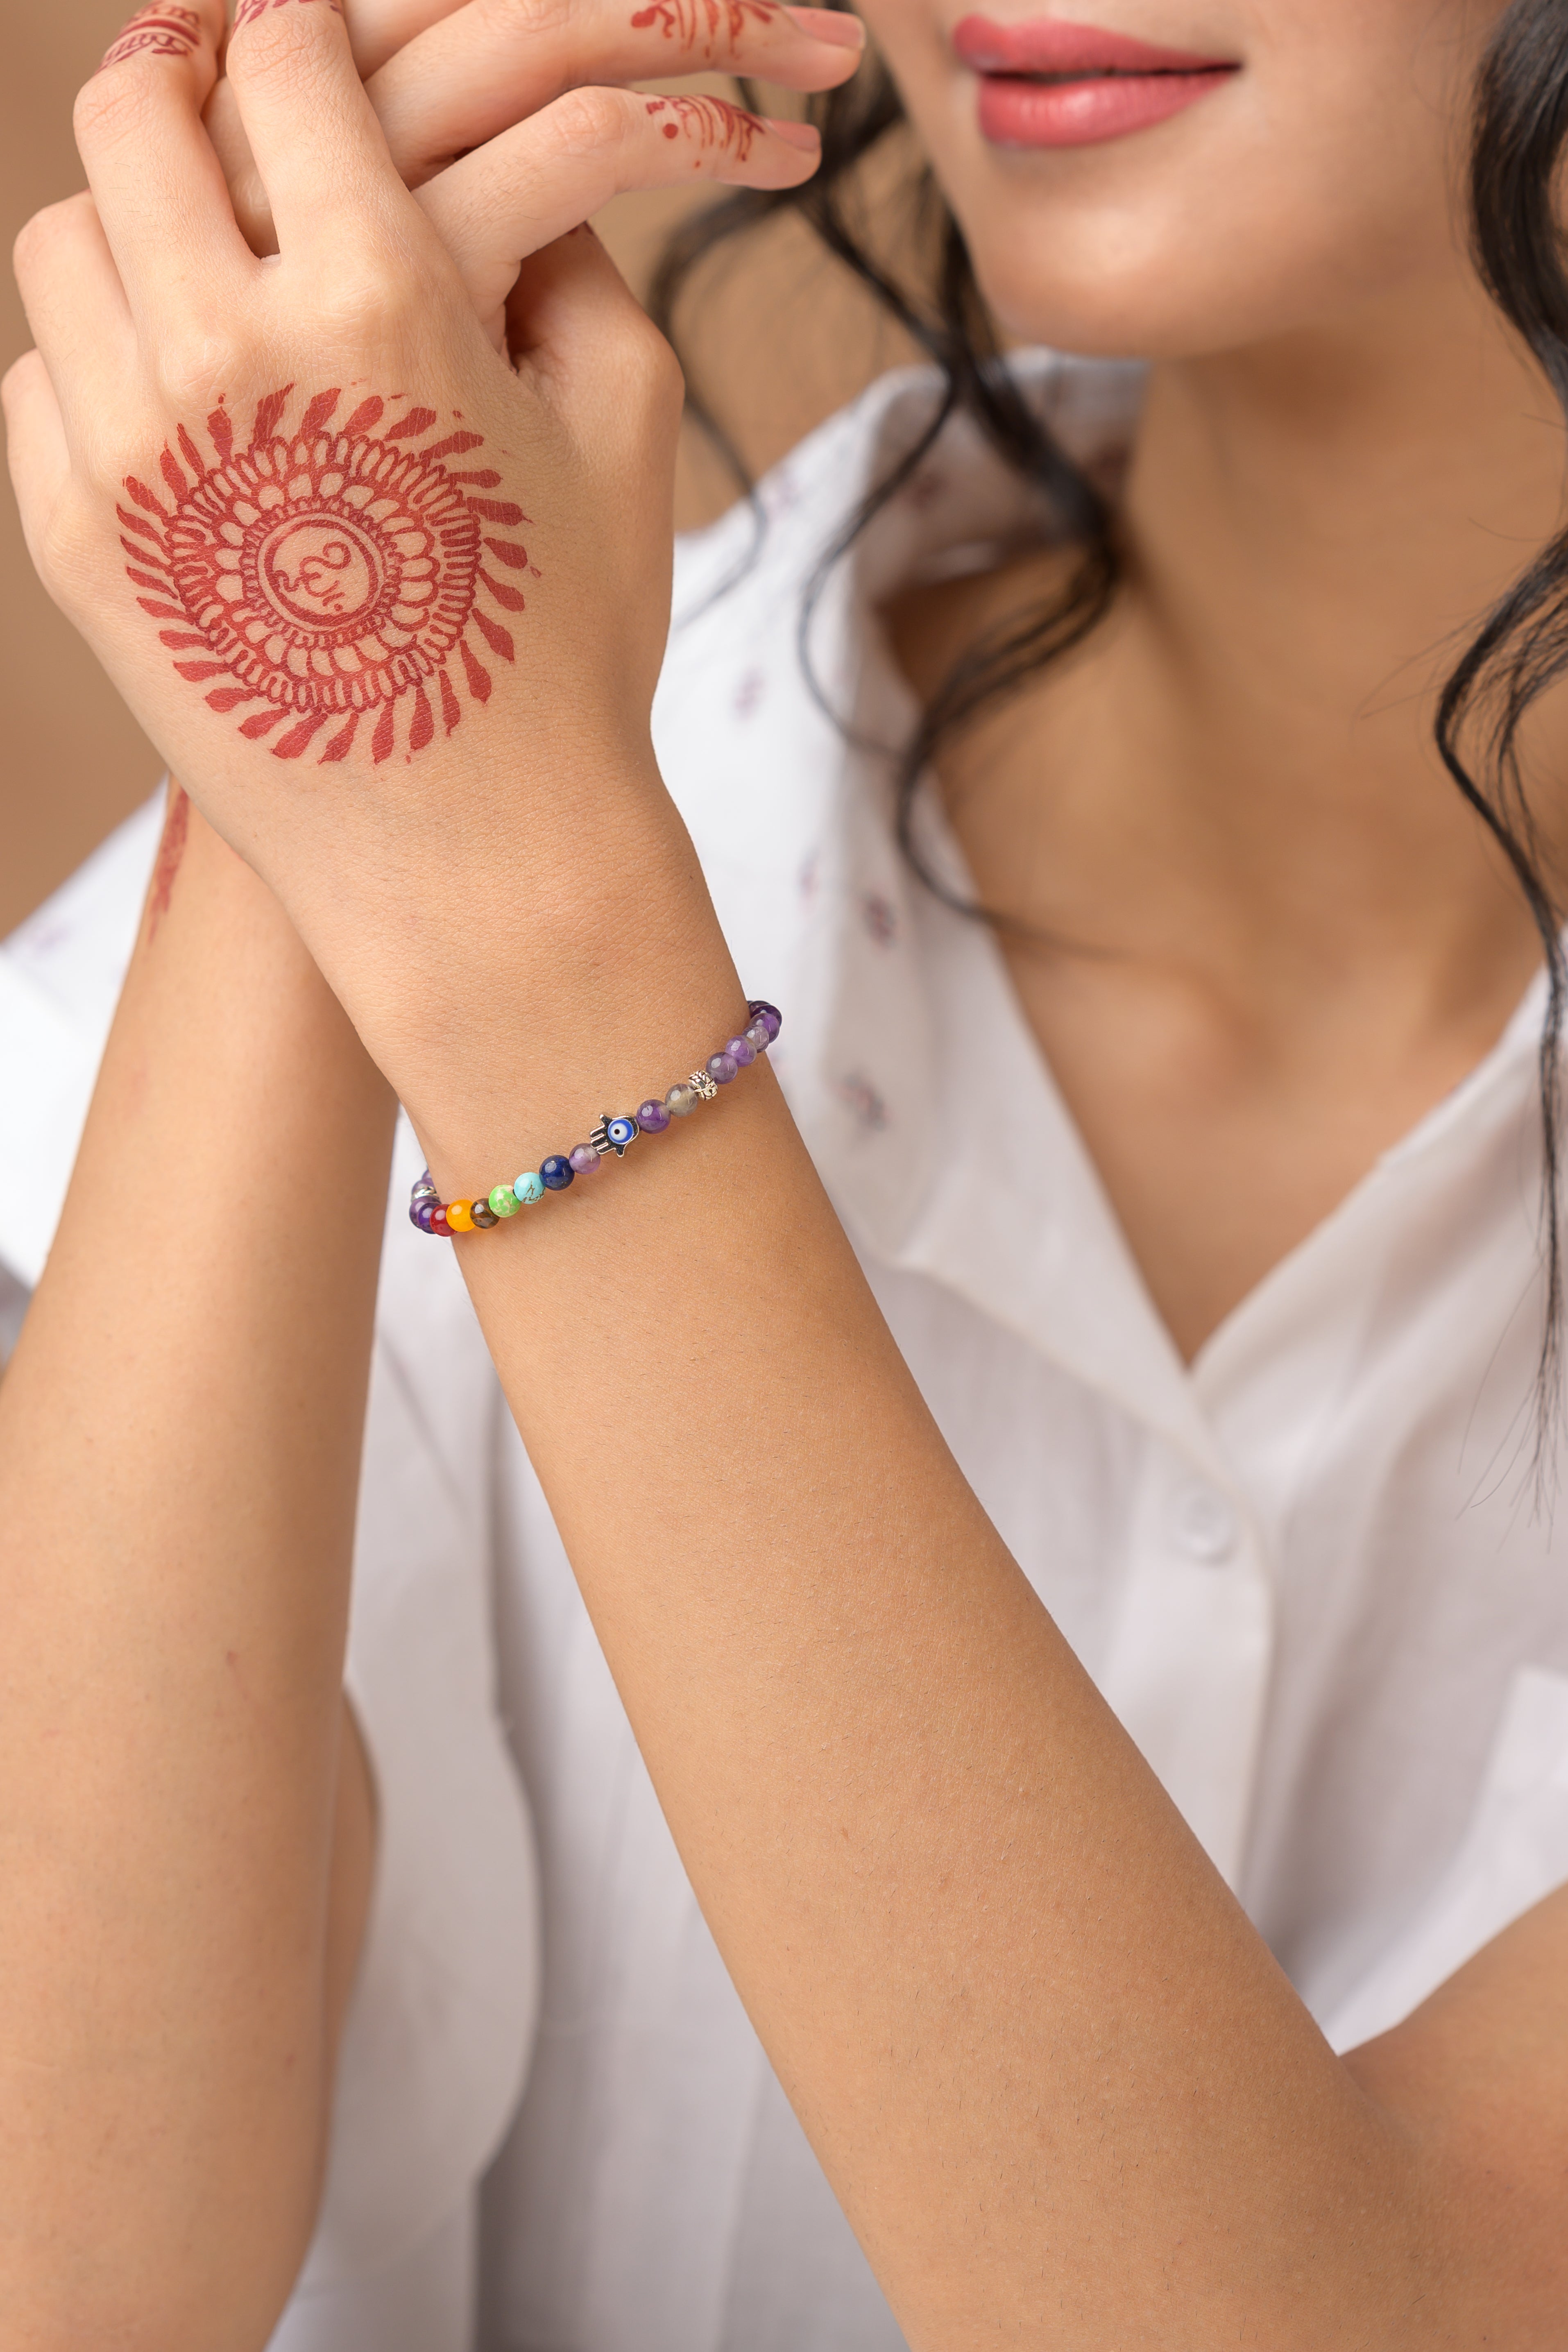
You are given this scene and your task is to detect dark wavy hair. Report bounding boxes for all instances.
[653,0,1568,1436]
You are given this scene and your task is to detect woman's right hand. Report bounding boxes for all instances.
[205,0,866,345]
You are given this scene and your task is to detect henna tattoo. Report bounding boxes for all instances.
[630,0,775,58]
[100,4,201,68]
[145,786,190,940]
[232,0,343,27]
[643,93,763,159]
[122,389,531,766]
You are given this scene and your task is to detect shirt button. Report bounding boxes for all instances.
[1169,1485,1239,1563]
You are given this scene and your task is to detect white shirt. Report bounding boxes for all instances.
[6,354,1568,2352]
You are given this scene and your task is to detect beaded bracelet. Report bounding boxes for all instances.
[409,1000,782,1238]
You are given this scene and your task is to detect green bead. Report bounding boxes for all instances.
[490,1185,521,1218]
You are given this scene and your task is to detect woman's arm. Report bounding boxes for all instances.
[0,790,387,2350]
[8,6,1564,2346]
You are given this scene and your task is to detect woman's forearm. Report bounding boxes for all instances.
[396,847,1521,2351]
[0,793,387,2352]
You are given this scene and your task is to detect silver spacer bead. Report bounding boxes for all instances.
[689,1068,719,1102]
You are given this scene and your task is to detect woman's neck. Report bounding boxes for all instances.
[888,269,1568,1355]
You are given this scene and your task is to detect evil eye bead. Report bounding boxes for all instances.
[637,1099,671,1133]
[540,1155,575,1191]
[446,1199,476,1233]
[607,1116,639,1150]
[489,1185,521,1219]
[514,1171,545,1205]
[569,1143,601,1176]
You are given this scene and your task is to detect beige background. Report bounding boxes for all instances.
[0,0,917,935]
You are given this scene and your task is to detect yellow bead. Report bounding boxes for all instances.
[446,1198,476,1233]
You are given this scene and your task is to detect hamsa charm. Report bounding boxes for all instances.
[589,1113,641,1159]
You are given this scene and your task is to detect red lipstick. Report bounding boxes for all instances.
[952,16,1238,149]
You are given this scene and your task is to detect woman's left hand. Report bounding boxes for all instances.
[4,0,827,1130]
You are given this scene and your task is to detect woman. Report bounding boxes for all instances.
[3,0,1568,2345]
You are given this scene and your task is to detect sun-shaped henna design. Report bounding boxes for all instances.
[121,384,529,764]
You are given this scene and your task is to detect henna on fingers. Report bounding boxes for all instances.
[629,0,777,61]
[642,93,766,158]
[99,4,202,68]
[122,389,533,766]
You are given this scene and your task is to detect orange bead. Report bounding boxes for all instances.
[446,1198,476,1233]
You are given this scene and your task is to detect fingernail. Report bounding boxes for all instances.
[783,6,866,48]
[767,116,823,149]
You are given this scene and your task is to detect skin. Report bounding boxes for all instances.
[3,2,1568,2350]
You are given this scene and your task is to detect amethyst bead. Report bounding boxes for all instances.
[707,1052,739,1086]
[743,1020,771,1054]
[726,1035,757,1066]
[746,999,782,1042]
[410,1196,439,1233]
[569,1143,601,1175]
[540,1154,575,1190]
[637,1098,671,1133]
[666,1082,698,1117]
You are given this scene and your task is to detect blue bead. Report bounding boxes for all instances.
[540,1154,575,1191]
[514,1170,545,1205]
[607,1116,638,1149]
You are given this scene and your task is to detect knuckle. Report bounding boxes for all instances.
[73,60,155,150]
[152,335,245,420]
[312,249,419,340]
[478,0,576,39]
[546,84,634,159]
[225,7,323,97]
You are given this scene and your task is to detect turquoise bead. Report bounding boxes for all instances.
[490,1185,521,1219]
[514,1170,545,1205]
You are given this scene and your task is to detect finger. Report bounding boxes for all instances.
[343,0,467,78]
[72,0,250,333]
[222,0,408,258]
[419,90,819,333]
[11,193,136,446]
[372,0,863,188]
[2,351,73,580]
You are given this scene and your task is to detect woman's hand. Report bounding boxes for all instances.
[206,0,865,319]
[4,0,843,1132]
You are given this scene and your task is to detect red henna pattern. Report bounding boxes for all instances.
[630,0,775,57]
[100,4,201,68]
[123,387,530,767]
[643,93,763,159]
[146,786,190,939]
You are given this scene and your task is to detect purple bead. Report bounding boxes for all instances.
[637,1098,671,1132]
[707,1052,739,1086]
[725,1035,756,1066]
[569,1142,601,1175]
[410,1196,438,1233]
[746,999,782,1042]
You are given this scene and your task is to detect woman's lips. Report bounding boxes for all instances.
[952,15,1238,149]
